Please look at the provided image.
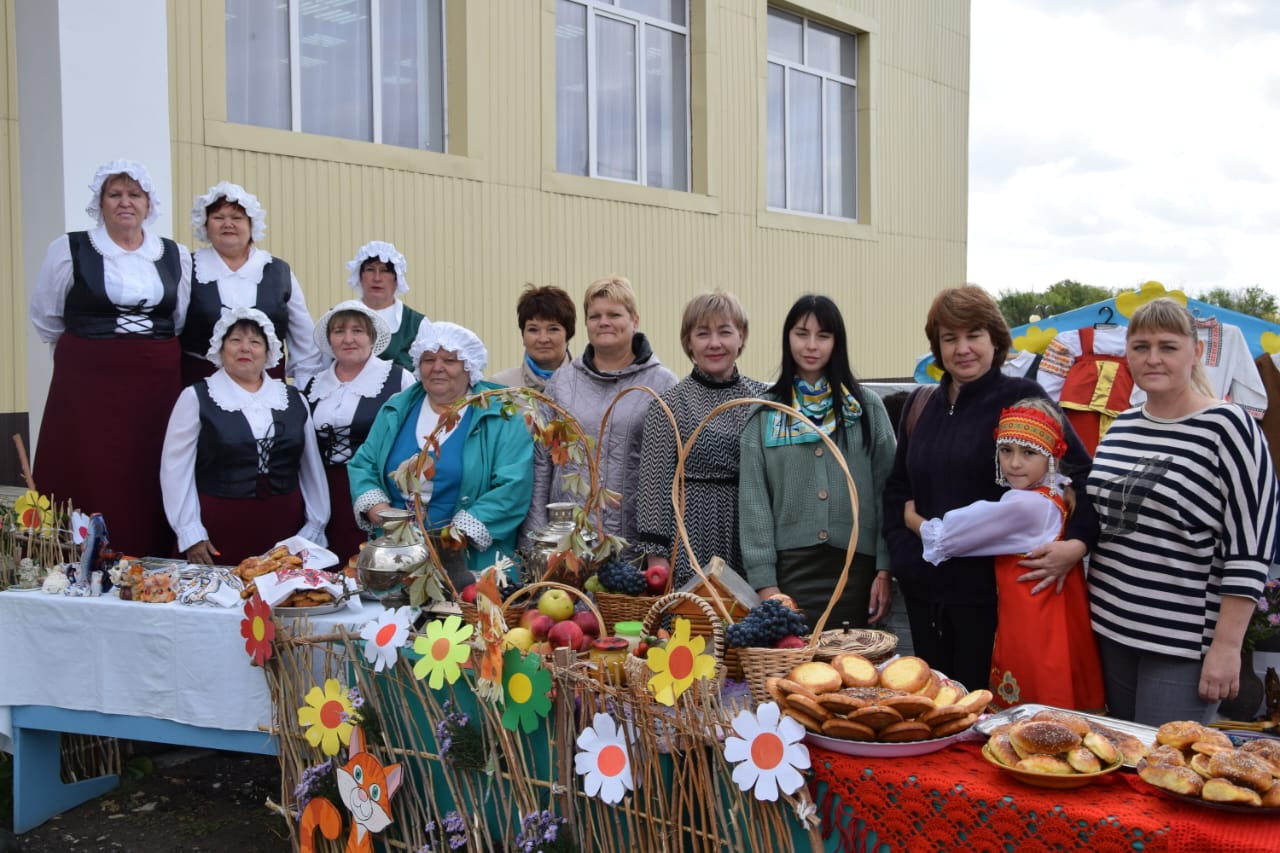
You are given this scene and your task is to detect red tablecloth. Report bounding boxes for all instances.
[809,741,1280,852]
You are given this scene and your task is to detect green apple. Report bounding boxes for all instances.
[504,626,535,652]
[536,588,575,622]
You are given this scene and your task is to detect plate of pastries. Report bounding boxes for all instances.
[777,654,993,757]
[982,710,1129,789]
[1135,720,1280,811]
[977,704,1153,768]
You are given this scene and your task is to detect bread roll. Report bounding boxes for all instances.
[930,713,978,738]
[1082,731,1120,766]
[1066,746,1102,774]
[1138,764,1204,796]
[782,707,825,735]
[850,705,904,732]
[1141,744,1187,768]
[787,661,843,695]
[1016,754,1073,775]
[1261,780,1280,808]
[821,717,876,741]
[921,704,968,728]
[765,676,789,706]
[987,733,1021,768]
[817,692,868,715]
[1239,739,1280,777]
[1208,750,1273,793]
[878,656,931,693]
[1156,720,1206,750]
[785,693,831,721]
[1202,777,1263,806]
[914,674,941,699]
[878,720,932,743]
[955,689,994,716]
[1009,721,1082,758]
[1188,752,1215,780]
[881,694,935,720]
[1031,710,1091,737]
[831,653,879,688]
[776,678,819,703]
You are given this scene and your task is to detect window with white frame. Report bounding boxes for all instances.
[226,0,446,151]
[556,0,690,191]
[766,8,857,219]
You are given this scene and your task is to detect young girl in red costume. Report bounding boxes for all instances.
[906,399,1105,710]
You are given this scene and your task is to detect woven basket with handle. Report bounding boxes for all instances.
[623,591,726,694]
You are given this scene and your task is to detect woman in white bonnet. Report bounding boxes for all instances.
[304,299,414,561]
[161,307,328,565]
[346,240,429,372]
[29,158,192,558]
[182,181,322,388]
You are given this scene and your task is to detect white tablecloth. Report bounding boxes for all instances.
[0,589,367,752]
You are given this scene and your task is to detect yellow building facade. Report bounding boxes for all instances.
[2,0,969,485]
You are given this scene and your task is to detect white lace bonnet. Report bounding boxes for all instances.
[86,160,161,225]
[347,241,410,296]
[205,306,284,369]
[191,181,267,243]
[409,322,487,385]
[314,299,393,359]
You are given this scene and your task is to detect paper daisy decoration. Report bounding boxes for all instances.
[14,490,51,531]
[70,510,91,545]
[412,614,474,689]
[239,593,275,666]
[360,606,412,672]
[724,701,810,801]
[501,648,553,733]
[644,616,718,706]
[574,712,634,804]
[298,678,356,756]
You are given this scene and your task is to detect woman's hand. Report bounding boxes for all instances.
[1016,539,1087,594]
[645,555,671,571]
[903,500,925,536]
[1200,643,1242,703]
[868,571,893,624]
[366,502,394,527]
[184,540,220,565]
[757,585,782,599]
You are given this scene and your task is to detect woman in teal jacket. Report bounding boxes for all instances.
[348,321,533,584]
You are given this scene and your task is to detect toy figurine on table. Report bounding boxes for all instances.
[75,513,114,593]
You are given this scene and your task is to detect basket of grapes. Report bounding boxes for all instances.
[729,598,816,703]
[586,554,673,635]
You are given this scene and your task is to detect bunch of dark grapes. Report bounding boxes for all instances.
[726,600,809,648]
[596,557,647,596]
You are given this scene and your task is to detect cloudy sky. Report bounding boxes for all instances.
[967,0,1280,299]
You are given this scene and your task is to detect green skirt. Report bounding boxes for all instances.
[777,545,876,632]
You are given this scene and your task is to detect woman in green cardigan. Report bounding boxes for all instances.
[738,295,897,630]
[348,321,533,584]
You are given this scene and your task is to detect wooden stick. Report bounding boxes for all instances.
[13,434,36,490]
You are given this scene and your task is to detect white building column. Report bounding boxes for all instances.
[16,0,174,463]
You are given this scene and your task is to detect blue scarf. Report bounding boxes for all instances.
[764,377,861,447]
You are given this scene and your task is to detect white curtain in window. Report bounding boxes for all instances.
[595,15,638,181]
[226,0,290,130]
[380,0,445,150]
[299,0,372,142]
[788,70,822,214]
[644,25,687,190]
[766,62,785,208]
[825,81,857,219]
[557,0,589,175]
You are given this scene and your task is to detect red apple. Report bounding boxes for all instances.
[644,565,670,595]
[529,613,556,641]
[460,583,478,604]
[571,610,600,638]
[773,634,806,650]
[547,619,585,651]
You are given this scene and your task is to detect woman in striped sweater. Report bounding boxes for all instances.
[1087,298,1278,726]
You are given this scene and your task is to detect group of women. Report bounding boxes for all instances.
[30,159,1278,728]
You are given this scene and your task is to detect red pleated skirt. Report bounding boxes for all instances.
[33,335,180,557]
[989,552,1106,711]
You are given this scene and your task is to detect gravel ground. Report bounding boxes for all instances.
[5,749,291,853]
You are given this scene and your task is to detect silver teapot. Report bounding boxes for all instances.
[521,502,597,581]
[356,509,429,607]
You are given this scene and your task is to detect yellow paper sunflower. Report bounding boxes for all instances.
[14,490,51,532]
[644,617,717,706]
[297,678,355,756]
[412,614,474,689]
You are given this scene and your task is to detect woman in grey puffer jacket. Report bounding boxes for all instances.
[523,275,677,550]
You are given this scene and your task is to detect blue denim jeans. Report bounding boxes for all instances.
[1096,634,1217,726]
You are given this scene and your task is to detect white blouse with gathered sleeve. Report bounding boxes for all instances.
[190,246,324,389]
[307,357,415,463]
[29,226,192,345]
[161,369,329,552]
[918,480,1066,566]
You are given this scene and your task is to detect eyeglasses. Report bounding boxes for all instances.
[420,354,463,368]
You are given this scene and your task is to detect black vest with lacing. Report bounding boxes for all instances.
[63,231,181,339]
[180,256,292,356]
[305,367,404,468]
[192,381,309,498]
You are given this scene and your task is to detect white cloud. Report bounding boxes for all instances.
[968,0,1280,297]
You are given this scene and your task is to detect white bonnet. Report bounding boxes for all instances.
[86,160,160,225]
[409,322,487,385]
[347,241,410,296]
[191,181,267,243]
[314,299,393,359]
[205,306,284,369]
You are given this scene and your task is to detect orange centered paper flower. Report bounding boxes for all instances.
[14,490,51,532]
[574,712,635,804]
[644,617,717,706]
[412,614,474,689]
[239,593,274,666]
[298,678,355,756]
[724,701,810,801]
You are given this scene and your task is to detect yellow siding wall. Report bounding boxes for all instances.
[166,0,968,382]
[0,0,23,413]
